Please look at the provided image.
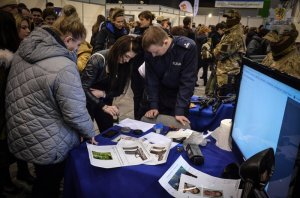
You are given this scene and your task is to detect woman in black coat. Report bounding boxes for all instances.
[81,35,142,132]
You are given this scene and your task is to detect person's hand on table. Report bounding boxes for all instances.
[102,105,119,117]
[175,115,190,126]
[144,109,159,118]
[88,137,98,145]
[80,136,98,145]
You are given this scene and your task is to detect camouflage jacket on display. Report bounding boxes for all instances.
[262,45,300,79]
[213,24,245,87]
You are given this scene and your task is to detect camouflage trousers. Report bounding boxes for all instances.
[216,59,240,87]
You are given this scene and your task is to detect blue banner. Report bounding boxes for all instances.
[215,0,264,8]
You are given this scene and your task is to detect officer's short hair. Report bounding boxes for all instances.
[142,26,168,50]
[183,16,191,27]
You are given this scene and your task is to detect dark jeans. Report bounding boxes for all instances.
[198,61,209,85]
[0,139,15,190]
[87,103,113,132]
[130,54,147,120]
[32,160,66,198]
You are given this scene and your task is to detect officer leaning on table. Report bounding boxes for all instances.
[142,26,198,127]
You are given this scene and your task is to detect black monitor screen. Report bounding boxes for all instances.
[231,58,300,197]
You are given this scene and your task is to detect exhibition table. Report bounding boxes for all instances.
[188,96,235,132]
[63,126,242,198]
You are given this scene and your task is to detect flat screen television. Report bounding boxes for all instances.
[231,57,300,197]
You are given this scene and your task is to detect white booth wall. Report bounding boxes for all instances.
[18,0,105,42]
[106,4,184,27]
[193,14,264,27]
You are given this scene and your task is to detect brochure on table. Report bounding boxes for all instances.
[87,139,151,169]
[159,156,241,198]
[87,133,172,168]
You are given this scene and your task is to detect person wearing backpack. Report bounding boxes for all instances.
[92,8,128,53]
[196,25,211,86]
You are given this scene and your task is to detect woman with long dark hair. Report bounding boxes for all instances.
[81,35,142,132]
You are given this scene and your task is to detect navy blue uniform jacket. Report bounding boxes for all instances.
[145,36,198,116]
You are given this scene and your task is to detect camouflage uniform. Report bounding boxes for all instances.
[214,10,245,89]
[262,46,300,79]
[262,24,300,79]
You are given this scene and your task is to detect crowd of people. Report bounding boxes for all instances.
[0,0,299,197]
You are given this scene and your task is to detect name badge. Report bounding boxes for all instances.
[172,62,182,66]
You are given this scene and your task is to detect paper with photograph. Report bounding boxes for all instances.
[178,174,240,198]
[117,138,151,166]
[159,156,240,198]
[139,132,173,165]
[87,144,124,169]
[87,139,151,168]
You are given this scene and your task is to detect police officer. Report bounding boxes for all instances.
[142,26,198,126]
[262,24,300,79]
[214,9,245,96]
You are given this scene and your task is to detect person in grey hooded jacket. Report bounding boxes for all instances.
[5,15,96,198]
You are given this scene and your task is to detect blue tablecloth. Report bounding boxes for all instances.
[63,126,242,198]
[189,96,235,132]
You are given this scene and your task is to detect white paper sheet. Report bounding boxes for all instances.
[111,134,137,143]
[159,156,240,198]
[138,62,146,78]
[117,118,155,132]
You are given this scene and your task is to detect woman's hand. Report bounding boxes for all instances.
[88,137,98,145]
[90,88,106,98]
[80,136,98,145]
[102,105,119,117]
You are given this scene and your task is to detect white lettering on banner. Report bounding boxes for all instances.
[193,0,199,16]
[215,1,264,8]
